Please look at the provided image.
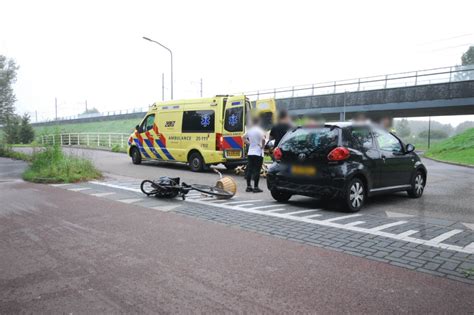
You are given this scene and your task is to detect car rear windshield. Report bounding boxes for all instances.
[279,127,339,153]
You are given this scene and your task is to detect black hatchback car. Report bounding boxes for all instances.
[266,122,427,212]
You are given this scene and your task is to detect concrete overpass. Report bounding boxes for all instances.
[246,65,474,121]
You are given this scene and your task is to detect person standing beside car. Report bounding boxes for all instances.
[269,109,293,147]
[244,117,266,193]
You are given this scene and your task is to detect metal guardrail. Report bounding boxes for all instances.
[35,64,474,123]
[240,64,474,101]
[40,133,130,149]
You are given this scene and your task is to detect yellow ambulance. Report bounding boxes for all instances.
[128,95,276,172]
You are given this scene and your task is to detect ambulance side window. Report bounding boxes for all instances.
[224,106,243,132]
[140,114,155,132]
[182,110,215,133]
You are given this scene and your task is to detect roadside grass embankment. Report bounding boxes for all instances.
[33,118,139,135]
[424,128,474,166]
[0,144,102,183]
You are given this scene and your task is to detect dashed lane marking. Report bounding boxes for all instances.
[87,180,474,254]
[118,198,143,204]
[90,192,116,197]
[368,221,407,232]
[68,187,91,192]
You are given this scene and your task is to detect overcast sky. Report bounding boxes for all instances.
[1,0,473,125]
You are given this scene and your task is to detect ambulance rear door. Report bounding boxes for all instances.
[221,96,245,159]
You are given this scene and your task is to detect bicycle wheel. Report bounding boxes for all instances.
[191,184,234,199]
[140,180,159,196]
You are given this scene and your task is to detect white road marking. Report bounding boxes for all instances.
[425,229,463,245]
[344,221,366,227]
[118,198,143,204]
[368,221,407,232]
[323,214,362,222]
[235,204,256,208]
[396,230,419,239]
[220,200,263,205]
[51,183,72,187]
[152,204,181,212]
[68,187,91,192]
[89,181,141,193]
[385,211,415,218]
[462,222,474,231]
[280,209,320,216]
[91,192,116,197]
[87,180,474,254]
[249,204,285,210]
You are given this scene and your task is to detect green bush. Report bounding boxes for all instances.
[0,145,32,161]
[23,145,101,183]
[112,144,127,153]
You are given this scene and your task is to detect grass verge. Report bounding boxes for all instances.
[0,144,102,183]
[424,128,474,166]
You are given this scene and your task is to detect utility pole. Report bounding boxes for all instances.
[55,98,58,121]
[162,73,165,101]
[200,78,203,97]
[85,100,88,113]
[428,116,431,149]
[35,110,38,123]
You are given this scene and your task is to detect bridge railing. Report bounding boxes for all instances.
[39,133,130,149]
[242,64,474,101]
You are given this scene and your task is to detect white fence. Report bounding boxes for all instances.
[40,133,130,149]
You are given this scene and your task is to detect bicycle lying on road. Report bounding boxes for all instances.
[140,170,237,200]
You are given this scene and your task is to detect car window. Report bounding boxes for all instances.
[350,126,374,150]
[182,110,215,133]
[373,128,403,153]
[224,106,243,132]
[280,128,338,153]
[141,114,155,132]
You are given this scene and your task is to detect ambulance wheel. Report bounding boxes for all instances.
[131,147,142,165]
[188,152,205,172]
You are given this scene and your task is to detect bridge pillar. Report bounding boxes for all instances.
[339,112,345,121]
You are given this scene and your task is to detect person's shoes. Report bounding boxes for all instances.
[253,187,263,193]
[246,186,253,192]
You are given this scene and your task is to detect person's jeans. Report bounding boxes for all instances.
[246,155,263,187]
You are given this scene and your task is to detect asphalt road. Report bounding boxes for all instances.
[50,147,474,224]
[1,157,473,313]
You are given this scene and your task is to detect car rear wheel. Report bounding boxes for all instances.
[407,171,425,198]
[343,178,365,212]
[131,147,142,165]
[188,152,205,172]
[271,189,292,202]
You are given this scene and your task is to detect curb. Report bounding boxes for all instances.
[422,155,474,169]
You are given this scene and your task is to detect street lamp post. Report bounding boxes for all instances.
[143,36,174,100]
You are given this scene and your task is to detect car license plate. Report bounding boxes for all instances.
[291,165,316,176]
[225,150,242,158]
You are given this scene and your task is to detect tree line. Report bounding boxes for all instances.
[0,55,35,144]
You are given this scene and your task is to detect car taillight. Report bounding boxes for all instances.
[273,147,282,161]
[327,147,350,161]
[216,133,224,151]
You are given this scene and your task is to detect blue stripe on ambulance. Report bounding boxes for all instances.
[224,137,242,149]
[144,139,163,160]
[156,140,175,160]
[133,138,151,159]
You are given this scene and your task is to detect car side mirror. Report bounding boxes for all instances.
[135,124,140,132]
[405,143,415,153]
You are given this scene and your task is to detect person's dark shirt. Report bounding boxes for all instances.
[270,123,291,146]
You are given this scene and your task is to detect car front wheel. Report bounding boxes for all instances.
[271,189,292,202]
[188,152,205,172]
[407,171,425,198]
[343,178,365,212]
